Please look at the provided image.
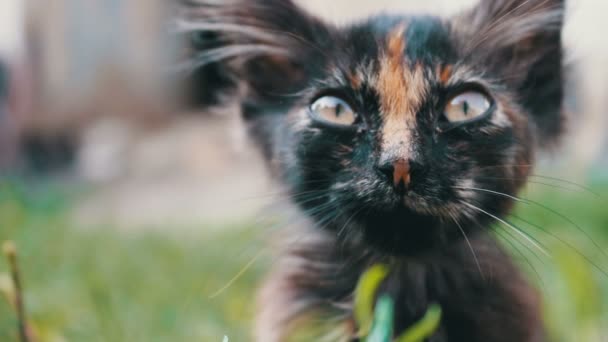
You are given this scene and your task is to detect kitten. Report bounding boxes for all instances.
[177,0,564,340]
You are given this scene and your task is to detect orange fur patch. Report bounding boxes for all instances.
[439,64,453,85]
[378,24,408,120]
[376,24,427,153]
[348,72,362,89]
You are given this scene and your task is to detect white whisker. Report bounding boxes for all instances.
[449,211,484,280]
[461,201,551,258]
[456,185,608,261]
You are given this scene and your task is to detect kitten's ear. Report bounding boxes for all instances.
[455,0,565,142]
[174,0,330,115]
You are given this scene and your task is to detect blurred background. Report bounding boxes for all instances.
[0,0,607,341]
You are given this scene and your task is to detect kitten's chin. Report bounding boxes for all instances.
[354,205,448,256]
[401,194,457,218]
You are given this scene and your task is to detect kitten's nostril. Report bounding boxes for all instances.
[376,159,411,193]
[377,163,395,183]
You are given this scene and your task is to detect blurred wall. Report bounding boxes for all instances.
[562,0,608,176]
[23,0,173,134]
[0,0,25,59]
[0,0,25,170]
[299,0,476,19]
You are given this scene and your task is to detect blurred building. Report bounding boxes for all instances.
[0,0,24,59]
[24,0,173,132]
[562,0,608,178]
[0,61,13,169]
[0,0,25,170]
[4,0,179,176]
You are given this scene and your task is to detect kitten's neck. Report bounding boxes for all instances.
[268,224,543,341]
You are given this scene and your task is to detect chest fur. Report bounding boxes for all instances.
[256,230,544,342]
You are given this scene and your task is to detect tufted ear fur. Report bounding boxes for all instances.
[174,0,331,115]
[454,0,565,143]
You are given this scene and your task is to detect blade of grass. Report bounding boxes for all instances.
[395,304,442,342]
[354,264,389,337]
[3,241,34,342]
[365,295,394,342]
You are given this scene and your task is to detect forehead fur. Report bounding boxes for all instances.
[336,15,457,96]
[365,17,455,154]
[376,23,426,153]
[350,16,458,110]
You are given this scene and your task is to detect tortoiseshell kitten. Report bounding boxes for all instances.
[177,0,564,340]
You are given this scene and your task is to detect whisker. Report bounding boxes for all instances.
[510,215,608,279]
[457,186,608,262]
[493,227,546,288]
[529,175,603,199]
[207,195,342,300]
[473,164,534,170]
[208,249,265,298]
[474,172,603,199]
[461,201,551,258]
[476,177,585,194]
[455,186,523,202]
[336,207,364,241]
[449,211,484,280]
[237,186,331,202]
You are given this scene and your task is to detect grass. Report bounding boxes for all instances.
[0,179,607,341]
[0,181,268,341]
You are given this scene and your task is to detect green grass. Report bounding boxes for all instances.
[0,180,607,341]
[508,182,608,341]
[0,182,268,341]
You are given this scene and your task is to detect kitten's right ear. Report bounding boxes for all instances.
[173,0,331,113]
[454,0,565,143]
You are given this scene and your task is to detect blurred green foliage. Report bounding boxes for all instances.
[0,179,607,341]
[0,181,267,341]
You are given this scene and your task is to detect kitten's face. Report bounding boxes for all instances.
[184,0,563,255]
[278,17,533,253]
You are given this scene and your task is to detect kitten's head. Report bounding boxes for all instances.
[180,0,565,255]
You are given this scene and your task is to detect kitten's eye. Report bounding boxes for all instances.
[443,91,492,124]
[310,96,357,127]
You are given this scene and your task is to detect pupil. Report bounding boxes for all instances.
[335,104,343,116]
[462,101,469,115]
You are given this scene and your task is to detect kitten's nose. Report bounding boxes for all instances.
[377,159,411,193]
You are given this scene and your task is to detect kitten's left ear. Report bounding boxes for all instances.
[454,0,565,142]
[173,0,331,114]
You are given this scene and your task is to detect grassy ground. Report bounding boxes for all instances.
[0,179,607,341]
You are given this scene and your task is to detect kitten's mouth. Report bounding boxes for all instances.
[400,194,454,219]
[357,203,446,255]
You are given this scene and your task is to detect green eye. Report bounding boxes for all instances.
[443,91,491,123]
[310,96,357,127]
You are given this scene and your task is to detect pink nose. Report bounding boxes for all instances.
[392,159,411,188]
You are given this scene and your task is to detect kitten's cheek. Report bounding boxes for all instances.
[454,179,477,201]
[287,109,315,134]
[489,108,513,129]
